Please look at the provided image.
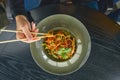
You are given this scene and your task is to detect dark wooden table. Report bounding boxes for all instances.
[0,4,120,80]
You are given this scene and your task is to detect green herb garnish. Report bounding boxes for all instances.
[58,48,71,59]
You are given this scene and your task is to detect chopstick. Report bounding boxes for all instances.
[0,39,20,44]
[0,35,54,44]
[1,29,49,35]
[0,29,54,44]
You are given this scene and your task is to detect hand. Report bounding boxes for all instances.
[15,15,40,43]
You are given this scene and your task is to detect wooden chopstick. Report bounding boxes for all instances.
[0,39,20,44]
[1,29,49,35]
[0,29,54,44]
[0,35,54,44]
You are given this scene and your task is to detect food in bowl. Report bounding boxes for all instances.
[42,29,76,61]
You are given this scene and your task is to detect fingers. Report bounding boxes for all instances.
[31,22,36,32]
[21,23,33,41]
[35,28,39,32]
[31,22,39,37]
[16,21,40,43]
[31,22,39,32]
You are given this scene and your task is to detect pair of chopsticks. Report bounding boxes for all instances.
[0,29,54,44]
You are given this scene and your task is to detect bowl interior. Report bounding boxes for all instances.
[42,27,77,62]
[30,14,91,75]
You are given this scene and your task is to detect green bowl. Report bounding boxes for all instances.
[30,14,91,75]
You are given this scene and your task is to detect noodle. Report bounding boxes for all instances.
[43,30,76,61]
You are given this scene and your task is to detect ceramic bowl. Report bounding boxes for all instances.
[30,14,91,75]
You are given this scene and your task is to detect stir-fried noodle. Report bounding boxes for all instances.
[43,30,76,60]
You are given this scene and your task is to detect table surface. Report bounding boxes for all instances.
[0,4,120,80]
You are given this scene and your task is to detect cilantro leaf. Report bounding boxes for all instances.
[58,48,71,59]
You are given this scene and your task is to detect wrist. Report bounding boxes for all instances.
[15,15,28,30]
[15,15,27,21]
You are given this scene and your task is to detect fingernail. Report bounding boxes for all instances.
[33,23,35,26]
